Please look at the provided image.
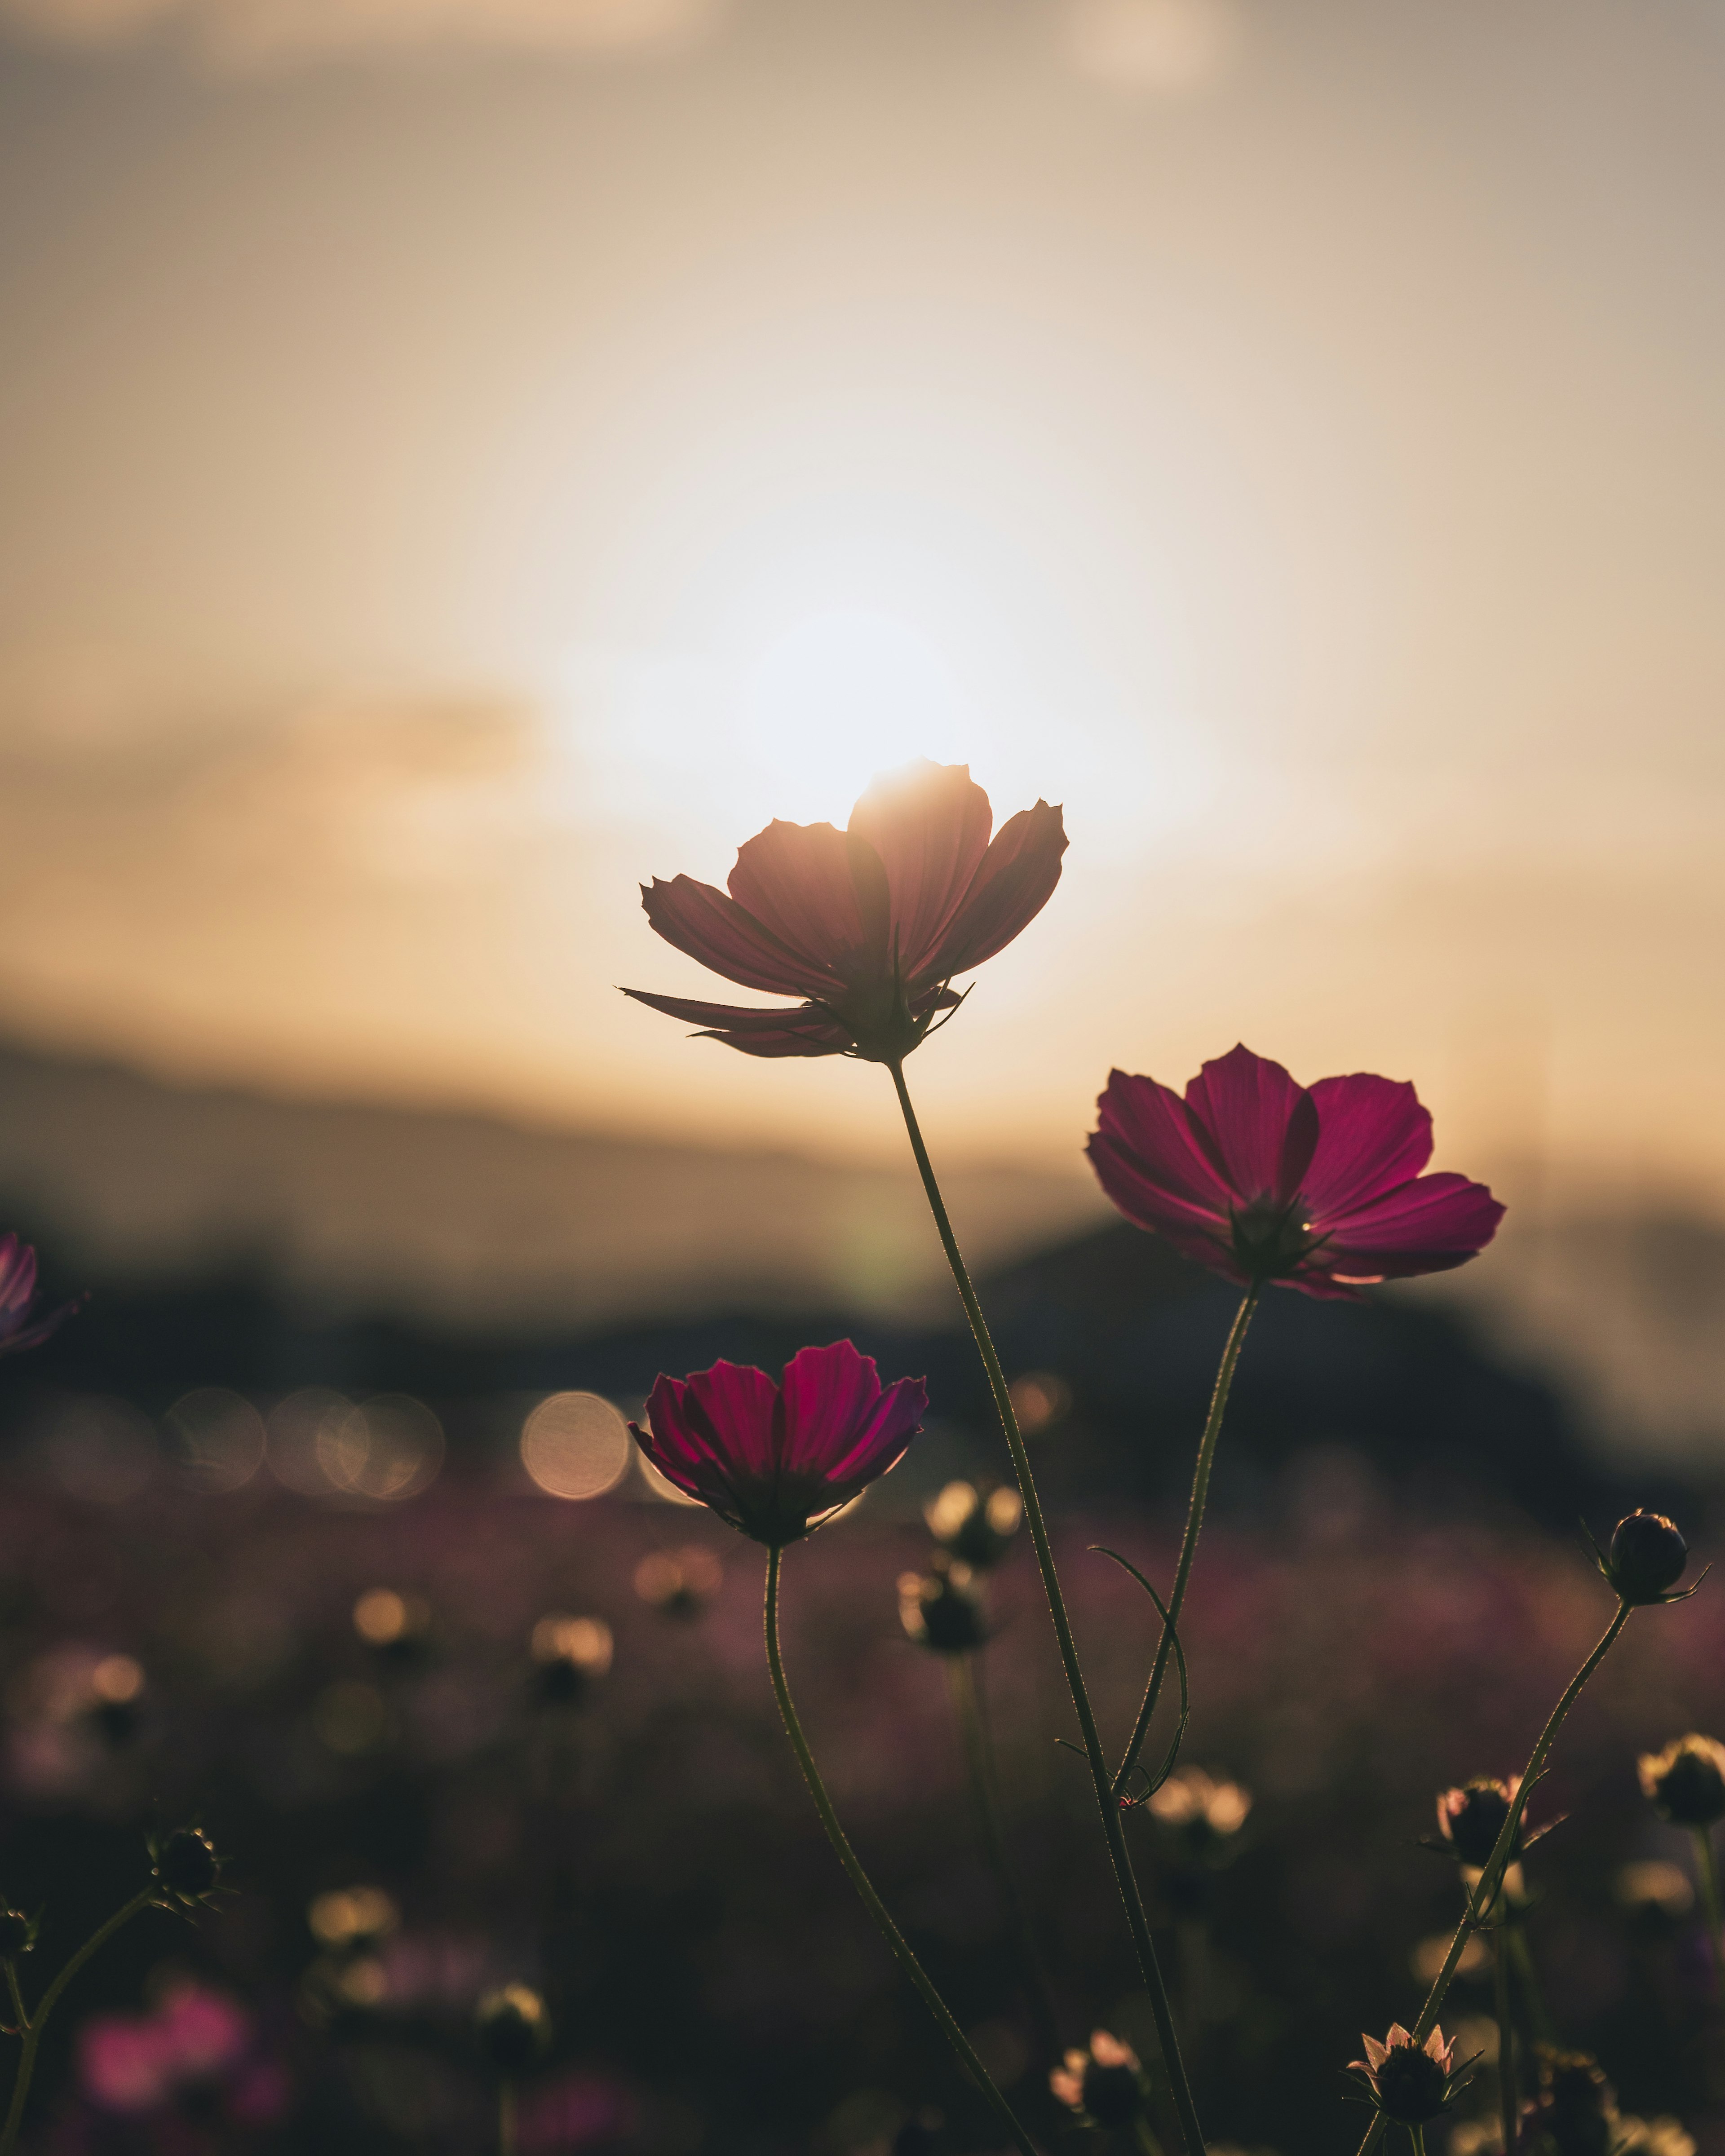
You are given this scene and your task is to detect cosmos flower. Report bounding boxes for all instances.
[1597,1511,1695,1605]
[1049,2031,1147,2128]
[1435,1777,1523,1869]
[1142,1767,1252,1860]
[623,760,1066,1062]
[0,1234,80,1356]
[1638,1734,1725,1828]
[630,1342,927,1547]
[1347,2024,1476,2125]
[898,1564,988,1654]
[1087,1045,1504,1300]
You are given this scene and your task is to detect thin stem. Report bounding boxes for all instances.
[1135,2113,1169,2156]
[1352,1602,1632,2156]
[1,1967,23,2037]
[764,1547,1040,2156]
[1112,1289,1257,1795]
[500,2079,518,2156]
[889,1060,1205,2156]
[1410,2126,1428,2156]
[0,1889,155,2155]
[1692,1826,1723,1977]
[948,1651,1062,2065]
[1494,1917,1515,2156]
[1506,1925,1551,2045]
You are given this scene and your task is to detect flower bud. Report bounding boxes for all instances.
[153,1827,221,1905]
[1436,1777,1520,1868]
[0,1908,35,1958]
[1606,1512,1688,1604]
[477,1984,550,2074]
[1638,1734,1725,1827]
[922,1482,1022,1571]
[898,1567,987,1654]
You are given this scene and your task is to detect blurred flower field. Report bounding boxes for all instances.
[0,1473,1719,2155]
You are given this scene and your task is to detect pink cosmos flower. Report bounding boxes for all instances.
[1086,1045,1503,1300]
[80,1981,252,2113]
[630,1341,927,1547]
[623,760,1066,1062]
[0,1234,80,1356]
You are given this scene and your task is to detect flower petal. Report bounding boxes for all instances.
[782,1342,927,1489]
[619,990,853,1058]
[1317,1171,1505,1277]
[641,874,836,998]
[846,761,994,979]
[1090,1070,1236,1219]
[923,798,1068,982]
[1182,1045,1318,1206]
[1302,1075,1435,1219]
[726,820,878,985]
[0,1234,33,1319]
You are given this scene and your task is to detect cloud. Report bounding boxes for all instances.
[0,0,722,69]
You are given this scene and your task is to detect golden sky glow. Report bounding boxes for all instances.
[1,0,1723,1202]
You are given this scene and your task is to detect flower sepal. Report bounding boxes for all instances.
[1583,1512,1707,1608]
[1345,2024,1480,2126]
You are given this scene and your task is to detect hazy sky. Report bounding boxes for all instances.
[2,0,1723,1198]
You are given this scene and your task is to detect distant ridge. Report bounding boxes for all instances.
[0,1034,1106,1330]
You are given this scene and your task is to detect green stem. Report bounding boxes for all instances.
[1352,1602,1632,2156]
[500,2078,517,2156]
[1692,1825,1722,1976]
[1135,2113,1169,2156]
[1494,1917,1515,2156]
[1410,2126,1428,2156]
[764,1547,1040,2156]
[948,1651,1062,2066]
[1112,1289,1257,1796]
[0,1889,155,2155]
[889,1061,1204,2156]
[1,1967,23,2038]
[1506,1923,1551,2045]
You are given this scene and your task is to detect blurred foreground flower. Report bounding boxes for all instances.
[1088,1046,1503,1299]
[1142,1767,1251,1860]
[0,1234,81,1356]
[1049,2029,1149,2129]
[1638,1734,1725,1827]
[624,760,1066,1061]
[1347,2024,1477,2127]
[924,1481,1022,1570]
[898,1564,987,1653]
[631,1342,925,1546]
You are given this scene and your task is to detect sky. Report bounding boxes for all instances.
[1,0,1723,1202]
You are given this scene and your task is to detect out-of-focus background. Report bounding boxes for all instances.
[3,2,1725,2151]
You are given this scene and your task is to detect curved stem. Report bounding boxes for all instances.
[1692,1825,1723,1978]
[949,1652,1062,2065]
[0,1889,155,2155]
[889,1061,1205,2156]
[764,1547,1040,2156]
[1352,1602,1632,2156]
[1113,1289,1257,1795]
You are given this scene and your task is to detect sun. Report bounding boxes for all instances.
[739,607,977,822]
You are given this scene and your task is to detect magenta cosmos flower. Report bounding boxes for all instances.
[0,1234,79,1355]
[630,1341,928,1546]
[1087,1045,1503,1301]
[623,760,1066,1062]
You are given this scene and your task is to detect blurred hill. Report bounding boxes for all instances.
[0,1033,1716,1503]
[0,1034,1103,1327]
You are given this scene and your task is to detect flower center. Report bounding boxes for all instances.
[1229,1196,1319,1280]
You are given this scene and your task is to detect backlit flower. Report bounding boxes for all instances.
[1435,1777,1522,1869]
[1143,1766,1252,1861]
[1638,1733,1725,1827]
[898,1564,987,1654]
[1049,2030,1147,2128]
[630,1341,927,1548]
[1347,2024,1475,2125]
[0,1234,80,1356]
[1087,1046,1503,1299]
[624,760,1066,1062]
[1600,1511,1693,1605]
